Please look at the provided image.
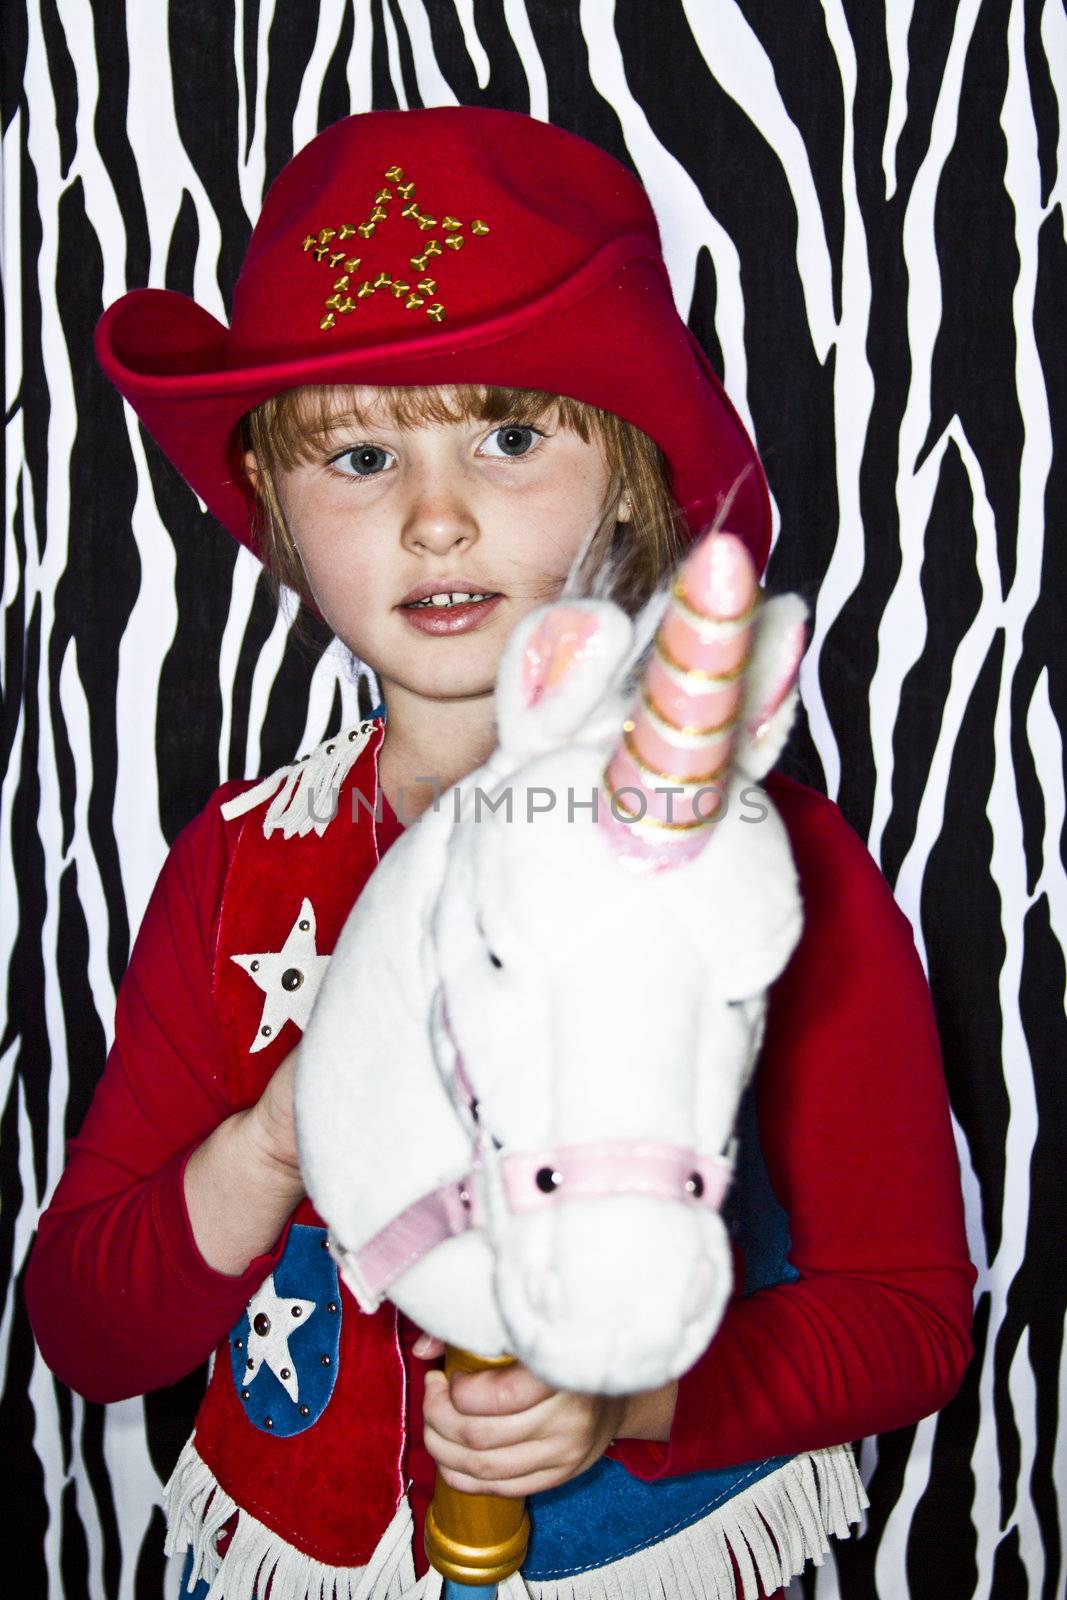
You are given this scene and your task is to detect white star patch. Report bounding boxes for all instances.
[232,897,331,1053]
[242,1274,317,1403]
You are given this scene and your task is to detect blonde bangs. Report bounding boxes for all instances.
[245,383,594,472]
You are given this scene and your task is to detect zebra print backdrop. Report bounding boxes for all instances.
[2,2,1063,1596]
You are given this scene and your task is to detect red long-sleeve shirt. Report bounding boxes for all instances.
[24,769,974,1530]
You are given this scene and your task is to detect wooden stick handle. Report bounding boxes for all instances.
[423,1347,531,1586]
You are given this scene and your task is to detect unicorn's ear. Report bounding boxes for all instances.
[495,600,633,762]
[734,595,808,780]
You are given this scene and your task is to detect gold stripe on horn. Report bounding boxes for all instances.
[603,781,723,830]
[640,685,740,740]
[653,633,748,684]
[621,727,730,788]
[670,579,760,628]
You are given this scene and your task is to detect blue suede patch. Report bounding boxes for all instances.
[724,1077,799,1294]
[524,1452,787,1579]
[228,1224,341,1436]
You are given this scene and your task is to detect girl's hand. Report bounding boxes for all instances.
[246,1045,304,1182]
[184,1045,305,1276]
[421,1358,627,1498]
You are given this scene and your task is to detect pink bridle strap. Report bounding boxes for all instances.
[334,1175,486,1312]
[501,1140,732,1214]
[335,1139,732,1311]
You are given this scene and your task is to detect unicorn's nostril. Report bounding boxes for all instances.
[683,1257,715,1323]
[524,1263,563,1322]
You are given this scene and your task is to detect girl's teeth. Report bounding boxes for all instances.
[412,592,493,608]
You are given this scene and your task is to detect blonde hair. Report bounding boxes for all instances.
[239,384,688,618]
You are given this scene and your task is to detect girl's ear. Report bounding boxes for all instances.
[495,601,633,762]
[243,448,260,487]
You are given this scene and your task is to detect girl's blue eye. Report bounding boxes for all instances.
[482,425,542,459]
[333,444,394,477]
[330,424,542,477]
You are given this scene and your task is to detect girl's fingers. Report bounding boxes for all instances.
[446,1362,554,1416]
[423,1370,554,1452]
[423,1372,623,1495]
[424,1416,582,1487]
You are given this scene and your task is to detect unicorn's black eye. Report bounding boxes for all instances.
[476,912,503,968]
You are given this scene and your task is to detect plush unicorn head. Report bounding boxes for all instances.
[297,532,807,1394]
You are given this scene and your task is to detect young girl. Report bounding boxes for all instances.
[25,107,974,1600]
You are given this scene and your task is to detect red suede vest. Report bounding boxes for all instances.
[191,718,415,1568]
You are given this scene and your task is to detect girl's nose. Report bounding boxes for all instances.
[400,475,479,555]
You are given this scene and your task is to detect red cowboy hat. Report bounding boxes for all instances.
[96,107,771,571]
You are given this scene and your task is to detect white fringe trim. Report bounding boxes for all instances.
[219,721,378,840]
[164,1437,416,1600]
[517,1445,868,1600]
[401,1574,529,1599]
[166,1437,865,1600]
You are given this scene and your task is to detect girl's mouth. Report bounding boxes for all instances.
[399,591,503,635]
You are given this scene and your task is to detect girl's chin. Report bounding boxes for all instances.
[374,654,503,705]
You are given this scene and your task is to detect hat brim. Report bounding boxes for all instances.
[96,240,771,571]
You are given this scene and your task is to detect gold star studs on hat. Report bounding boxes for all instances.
[301,164,490,331]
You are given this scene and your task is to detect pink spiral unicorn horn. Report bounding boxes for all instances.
[599,531,759,871]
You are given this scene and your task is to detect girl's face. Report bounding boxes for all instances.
[249,387,630,708]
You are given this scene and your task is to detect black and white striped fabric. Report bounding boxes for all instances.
[3,4,1062,1597]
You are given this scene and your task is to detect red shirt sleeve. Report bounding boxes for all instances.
[24,785,288,1404]
[613,776,975,1478]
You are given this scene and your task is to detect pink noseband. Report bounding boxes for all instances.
[335,1080,732,1310]
[501,1140,730,1213]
